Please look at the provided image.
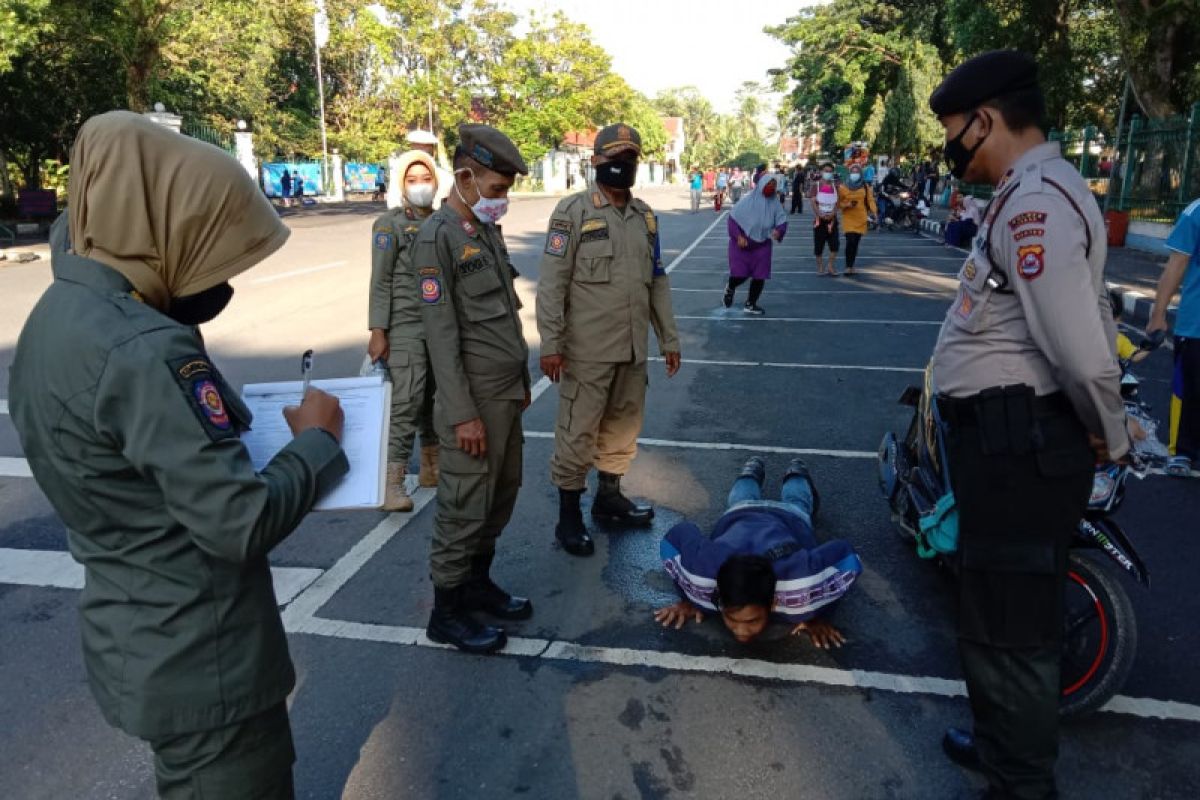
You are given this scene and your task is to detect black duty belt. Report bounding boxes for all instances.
[936,387,1073,428]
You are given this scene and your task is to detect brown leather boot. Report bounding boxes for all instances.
[382,463,414,512]
[419,445,440,488]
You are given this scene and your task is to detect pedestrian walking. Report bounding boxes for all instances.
[730,168,745,203]
[415,124,533,654]
[367,150,442,511]
[809,162,840,276]
[689,168,703,212]
[789,166,805,215]
[927,51,1130,799]
[723,172,788,315]
[1149,195,1200,476]
[837,163,876,275]
[292,170,304,202]
[280,167,292,207]
[537,123,682,558]
[715,168,729,211]
[9,111,349,798]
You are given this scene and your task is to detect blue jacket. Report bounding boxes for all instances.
[660,506,862,622]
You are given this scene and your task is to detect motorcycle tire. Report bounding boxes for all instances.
[1059,549,1138,717]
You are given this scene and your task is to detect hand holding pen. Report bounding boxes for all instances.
[283,348,345,442]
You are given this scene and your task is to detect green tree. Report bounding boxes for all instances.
[1112,0,1200,117]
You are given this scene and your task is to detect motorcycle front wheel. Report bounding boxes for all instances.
[1059,550,1138,717]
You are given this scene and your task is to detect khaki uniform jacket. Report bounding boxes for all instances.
[932,141,1130,458]
[8,252,348,738]
[537,186,680,362]
[414,205,530,426]
[368,205,427,361]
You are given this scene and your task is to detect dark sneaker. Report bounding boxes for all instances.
[722,285,735,308]
[743,303,765,316]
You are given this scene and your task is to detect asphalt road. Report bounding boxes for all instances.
[1,187,1198,800]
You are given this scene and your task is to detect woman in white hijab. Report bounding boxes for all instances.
[722,172,789,315]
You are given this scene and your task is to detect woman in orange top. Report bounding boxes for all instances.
[837,163,877,275]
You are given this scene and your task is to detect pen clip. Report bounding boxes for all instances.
[301,349,314,375]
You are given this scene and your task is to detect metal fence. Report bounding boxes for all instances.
[1104,103,1200,223]
[1048,126,1113,206]
[182,121,235,155]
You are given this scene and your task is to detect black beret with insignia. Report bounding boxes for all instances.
[594,123,642,158]
[929,50,1040,117]
[457,124,528,176]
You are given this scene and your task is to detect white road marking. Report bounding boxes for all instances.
[665,212,729,274]
[0,548,323,606]
[249,260,347,285]
[646,356,925,373]
[522,430,875,458]
[0,457,31,478]
[675,314,943,326]
[0,399,8,415]
[671,288,951,297]
[681,254,967,262]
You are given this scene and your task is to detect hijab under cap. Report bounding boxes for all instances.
[68,110,289,310]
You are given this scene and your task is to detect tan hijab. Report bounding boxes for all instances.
[68,111,289,310]
[393,149,438,209]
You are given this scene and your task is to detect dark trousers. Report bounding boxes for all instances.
[844,232,862,269]
[791,189,804,214]
[943,397,1093,800]
[1175,336,1200,459]
[727,276,764,305]
[147,703,295,799]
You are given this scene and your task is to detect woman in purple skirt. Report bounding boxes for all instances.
[723,173,788,315]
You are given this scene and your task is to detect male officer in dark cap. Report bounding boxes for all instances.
[414,124,533,653]
[927,50,1129,798]
[536,123,682,557]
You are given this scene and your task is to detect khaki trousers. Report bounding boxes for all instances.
[550,359,647,491]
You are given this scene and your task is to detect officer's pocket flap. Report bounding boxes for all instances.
[961,540,1057,574]
[558,377,579,401]
[386,348,411,368]
[459,268,502,297]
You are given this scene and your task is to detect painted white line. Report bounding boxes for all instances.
[522,430,875,458]
[280,612,1200,724]
[675,315,943,326]
[665,211,729,274]
[0,457,31,478]
[646,356,925,374]
[250,260,347,285]
[671,288,951,297]
[0,399,8,415]
[681,254,967,262]
[0,547,323,606]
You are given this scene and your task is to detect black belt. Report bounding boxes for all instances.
[936,388,1073,428]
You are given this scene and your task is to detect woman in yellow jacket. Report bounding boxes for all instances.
[837,163,877,275]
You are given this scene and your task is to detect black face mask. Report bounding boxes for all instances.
[167,282,234,326]
[943,113,987,180]
[596,159,638,189]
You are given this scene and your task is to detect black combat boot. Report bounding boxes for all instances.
[591,471,654,526]
[426,585,507,654]
[555,488,594,557]
[462,553,533,620]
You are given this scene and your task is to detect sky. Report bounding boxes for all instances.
[502,0,803,115]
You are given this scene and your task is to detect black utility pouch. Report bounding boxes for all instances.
[974,385,1039,456]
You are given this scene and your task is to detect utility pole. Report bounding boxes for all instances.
[314,0,331,195]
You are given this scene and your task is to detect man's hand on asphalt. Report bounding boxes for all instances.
[540,354,566,383]
[455,418,488,459]
[653,600,703,630]
[367,329,389,364]
[790,619,847,650]
[664,352,681,378]
[283,388,345,443]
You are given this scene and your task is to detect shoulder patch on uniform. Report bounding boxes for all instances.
[550,218,572,234]
[644,211,657,235]
[546,230,569,257]
[1013,227,1044,241]
[420,276,443,303]
[419,267,439,276]
[166,356,236,441]
[1017,244,1045,280]
[1008,211,1047,230]
[374,231,394,250]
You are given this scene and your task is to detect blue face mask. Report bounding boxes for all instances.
[848,173,863,185]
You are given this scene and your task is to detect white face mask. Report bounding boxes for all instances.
[405,183,435,209]
[456,169,508,224]
[822,171,835,181]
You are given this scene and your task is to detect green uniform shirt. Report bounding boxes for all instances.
[414,205,530,426]
[368,204,427,351]
[536,185,680,362]
[9,251,348,738]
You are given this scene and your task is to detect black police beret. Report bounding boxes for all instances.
[929,50,1040,116]
[458,124,528,176]
[594,123,642,157]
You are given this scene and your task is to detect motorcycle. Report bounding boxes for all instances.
[881,184,921,232]
[877,332,1165,716]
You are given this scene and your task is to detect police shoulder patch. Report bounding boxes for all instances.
[420,276,443,304]
[167,356,236,441]
[545,230,569,257]
[374,231,394,250]
[1012,227,1044,241]
[1008,210,1048,230]
[1016,244,1045,280]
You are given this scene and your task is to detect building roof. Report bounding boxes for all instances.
[562,129,598,149]
[779,136,800,155]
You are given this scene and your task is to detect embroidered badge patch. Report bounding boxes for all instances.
[963,259,977,281]
[1008,211,1048,230]
[644,211,657,235]
[167,356,239,441]
[1013,227,1044,241]
[419,267,439,276]
[421,276,443,303]
[545,231,569,257]
[460,219,476,237]
[955,290,975,319]
[193,379,231,430]
[374,232,393,250]
[1017,244,1045,280]
[458,258,488,276]
[580,219,610,244]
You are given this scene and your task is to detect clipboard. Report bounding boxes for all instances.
[239,375,392,510]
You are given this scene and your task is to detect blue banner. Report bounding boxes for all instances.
[344,162,386,194]
[263,162,323,197]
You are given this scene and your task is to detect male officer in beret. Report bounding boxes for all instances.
[536,123,682,557]
[414,124,533,654]
[927,51,1130,798]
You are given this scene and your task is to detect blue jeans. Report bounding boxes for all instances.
[727,474,814,527]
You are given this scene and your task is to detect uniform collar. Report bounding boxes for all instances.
[441,203,481,239]
[52,248,137,296]
[589,183,636,215]
[1005,141,1062,180]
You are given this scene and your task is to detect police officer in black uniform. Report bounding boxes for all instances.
[927,52,1131,799]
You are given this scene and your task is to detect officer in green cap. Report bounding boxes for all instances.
[9,111,349,798]
[536,122,682,557]
[415,123,533,653]
[927,51,1130,799]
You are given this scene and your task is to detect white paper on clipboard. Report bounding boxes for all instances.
[239,375,391,510]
